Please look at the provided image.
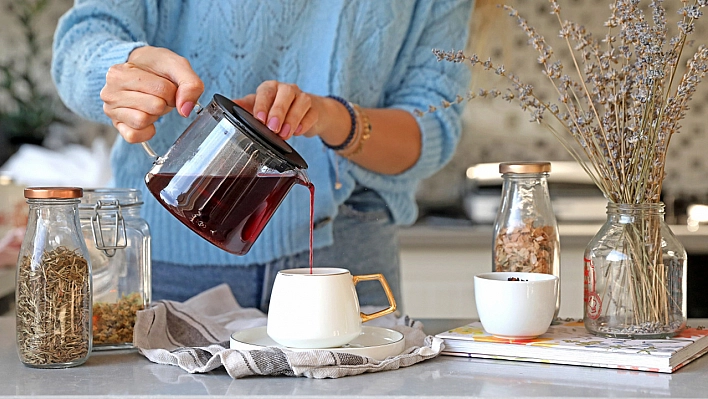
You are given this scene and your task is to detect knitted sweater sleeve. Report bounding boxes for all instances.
[51,0,162,124]
[347,0,472,205]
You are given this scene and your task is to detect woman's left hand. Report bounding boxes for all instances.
[234,80,323,140]
[234,80,422,175]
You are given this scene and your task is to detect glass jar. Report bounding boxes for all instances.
[584,202,686,338]
[493,162,560,317]
[79,189,151,350]
[15,187,92,368]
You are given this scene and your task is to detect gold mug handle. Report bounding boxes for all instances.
[352,273,397,323]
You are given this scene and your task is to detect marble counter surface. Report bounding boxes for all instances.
[2,317,708,398]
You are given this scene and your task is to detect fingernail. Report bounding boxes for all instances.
[267,117,280,132]
[256,111,266,123]
[280,123,291,137]
[180,102,195,117]
[295,125,303,134]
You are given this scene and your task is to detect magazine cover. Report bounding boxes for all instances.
[437,320,708,373]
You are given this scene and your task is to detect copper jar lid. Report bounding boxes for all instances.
[24,187,83,199]
[499,161,551,174]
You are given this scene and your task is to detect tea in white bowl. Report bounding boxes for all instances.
[474,272,558,339]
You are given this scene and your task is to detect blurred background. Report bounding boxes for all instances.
[2,0,708,218]
[416,0,708,223]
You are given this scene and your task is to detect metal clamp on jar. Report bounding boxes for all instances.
[79,189,151,350]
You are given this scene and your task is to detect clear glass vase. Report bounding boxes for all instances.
[583,202,686,338]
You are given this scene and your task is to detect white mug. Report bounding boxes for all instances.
[267,267,397,348]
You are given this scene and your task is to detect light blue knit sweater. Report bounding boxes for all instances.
[51,0,472,265]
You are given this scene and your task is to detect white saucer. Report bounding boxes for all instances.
[230,325,405,361]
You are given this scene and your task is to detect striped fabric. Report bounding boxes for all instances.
[133,284,443,379]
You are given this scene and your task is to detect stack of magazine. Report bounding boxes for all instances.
[435,319,708,373]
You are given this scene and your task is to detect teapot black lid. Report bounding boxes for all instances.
[212,93,308,170]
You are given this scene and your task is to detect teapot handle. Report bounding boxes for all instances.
[140,142,159,158]
[139,101,204,158]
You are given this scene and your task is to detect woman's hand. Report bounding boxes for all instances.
[100,46,204,143]
[235,80,421,174]
[234,80,319,140]
[234,81,349,143]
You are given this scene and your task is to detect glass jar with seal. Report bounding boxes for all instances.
[493,162,561,317]
[79,188,151,350]
[16,187,92,368]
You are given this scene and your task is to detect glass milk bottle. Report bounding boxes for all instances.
[493,162,561,317]
[15,187,92,368]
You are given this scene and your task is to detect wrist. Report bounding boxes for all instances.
[318,96,354,148]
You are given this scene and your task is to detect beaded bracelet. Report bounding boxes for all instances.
[324,95,357,151]
[339,104,371,157]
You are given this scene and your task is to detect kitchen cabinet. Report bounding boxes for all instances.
[398,224,708,319]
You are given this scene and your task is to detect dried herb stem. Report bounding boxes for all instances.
[16,246,90,365]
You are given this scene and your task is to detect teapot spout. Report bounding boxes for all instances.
[296,168,311,185]
[256,167,310,183]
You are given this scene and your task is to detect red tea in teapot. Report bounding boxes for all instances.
[142,94,313,264]
[147,172,312,256]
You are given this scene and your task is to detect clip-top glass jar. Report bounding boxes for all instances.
[493,162,561,317]
[79,188,151,350]
[16,187,92,368]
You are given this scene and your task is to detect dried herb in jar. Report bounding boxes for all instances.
[16,246,90,365]
[92,292,144,346]
[494,220,557,274]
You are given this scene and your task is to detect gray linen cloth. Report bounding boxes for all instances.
[133,284,444,379]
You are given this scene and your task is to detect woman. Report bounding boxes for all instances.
[51,0,473,312]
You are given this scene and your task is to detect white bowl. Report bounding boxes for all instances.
[474,272,558,339]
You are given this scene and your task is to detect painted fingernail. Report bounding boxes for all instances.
[295,125,303,134]
[180,102,195,117]
[256,111,266,123]
[267,117,280,132]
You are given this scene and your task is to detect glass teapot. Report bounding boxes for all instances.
[143,94,309,255]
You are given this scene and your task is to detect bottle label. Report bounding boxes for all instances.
[584,257,601,320]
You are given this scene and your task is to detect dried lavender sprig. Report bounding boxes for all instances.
[435,48,616,195]
[430,0,708,205]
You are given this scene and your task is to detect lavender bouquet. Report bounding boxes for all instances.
[430,0,708,337]
[431,0,708,204]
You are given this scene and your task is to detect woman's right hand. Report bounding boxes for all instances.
[100,46,204,143]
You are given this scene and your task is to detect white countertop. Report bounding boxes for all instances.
[2,317,708,398]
